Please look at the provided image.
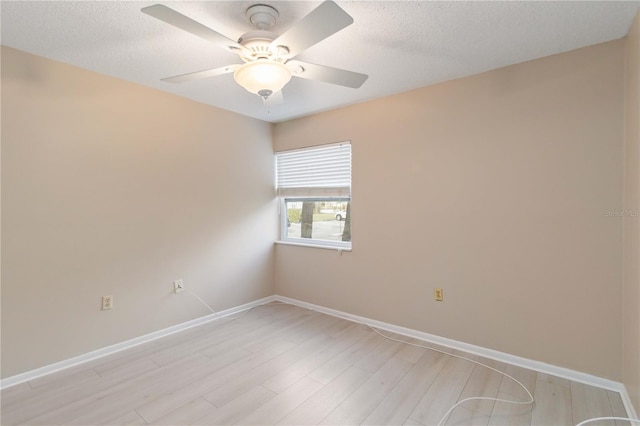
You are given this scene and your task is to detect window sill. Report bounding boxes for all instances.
[275,240,352,252]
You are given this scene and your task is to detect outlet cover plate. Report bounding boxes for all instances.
[102,295,113,310]
[434,288,443,302]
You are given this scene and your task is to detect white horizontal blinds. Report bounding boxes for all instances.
[276,143,351,197]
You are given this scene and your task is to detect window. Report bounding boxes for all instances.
[276,143,351,249]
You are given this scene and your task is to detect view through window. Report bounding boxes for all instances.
[284,199,351,243]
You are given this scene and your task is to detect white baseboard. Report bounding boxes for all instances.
[0,295,276,390]
[274,295,639,421]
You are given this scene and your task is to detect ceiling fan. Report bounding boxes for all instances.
[141,1,368,101]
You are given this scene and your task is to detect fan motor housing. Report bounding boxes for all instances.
[238,30,285,62]
[237,4,289,62]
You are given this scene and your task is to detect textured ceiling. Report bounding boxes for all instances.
[2,1,639,123]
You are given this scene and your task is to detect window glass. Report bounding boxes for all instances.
[285,199,350,244]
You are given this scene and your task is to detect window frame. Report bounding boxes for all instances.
[275,142,352,251]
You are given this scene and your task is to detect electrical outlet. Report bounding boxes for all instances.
[174,279,184,293]
[102,295,113,310]
[434,288,443,302]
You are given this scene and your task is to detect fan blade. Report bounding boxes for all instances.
[142,4,243,52]
[270,1,353,59]
[161,64,239,83]
[287,60,368,88]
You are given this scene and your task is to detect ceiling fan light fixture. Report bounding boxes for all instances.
[233,60,291,98]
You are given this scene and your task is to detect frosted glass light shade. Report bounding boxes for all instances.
[234,60,292,96]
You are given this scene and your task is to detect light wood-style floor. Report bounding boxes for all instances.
[0,303,630,426]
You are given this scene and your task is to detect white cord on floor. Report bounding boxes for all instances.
[183,287,219,318]
[366,326,534,426]
[575,417,640,425]
[181,287,289,321]
[181,291,533,425]
[177,293,637,426]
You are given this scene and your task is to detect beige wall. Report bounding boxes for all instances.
[0,33,633,390]
[1,46,276,378]
[624,11,640,414]
[274,40,626,380]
